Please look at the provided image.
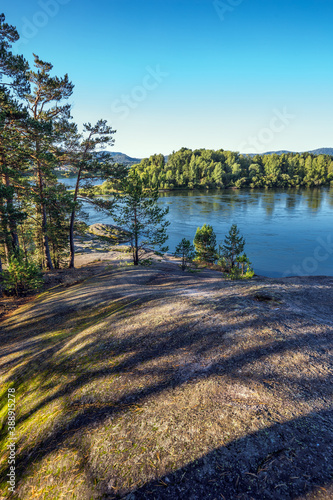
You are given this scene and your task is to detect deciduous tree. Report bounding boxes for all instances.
[193,223,217,263]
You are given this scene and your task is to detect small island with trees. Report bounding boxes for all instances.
[129,147,333,191]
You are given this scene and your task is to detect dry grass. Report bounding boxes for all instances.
[0,258,332,499]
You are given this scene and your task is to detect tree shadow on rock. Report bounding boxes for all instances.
[130,408,333,500]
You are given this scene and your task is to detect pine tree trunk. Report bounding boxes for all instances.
[69,165,82,269]
[35,206,44,267]
[21,228,28,260]
[0,253,3,298]
[0,149,19,256]
[0,193,11,262]
[37,167,53,270]
[41,202,53,270]
[69,209,76,268]
[4,173,20,255]
[134,208,139,265]
[134,242,139,265]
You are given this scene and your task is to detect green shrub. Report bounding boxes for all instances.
[217,255,230,271]
[139,258,153,266]
[2,253,44,296]
[225,254,254,280]
[225,267,243,280]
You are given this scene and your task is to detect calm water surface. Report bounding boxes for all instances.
[60,178,333,277]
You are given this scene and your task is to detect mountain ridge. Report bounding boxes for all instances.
[255,147,333,156]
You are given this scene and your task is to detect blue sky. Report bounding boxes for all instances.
[5,0,333,157]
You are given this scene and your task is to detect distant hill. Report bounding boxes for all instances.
[103,151,142,165]
[260,148,333,156]
[105,152,169,164]
[308,147,333,155]
[56,151,142,173]
[262,150,293,155]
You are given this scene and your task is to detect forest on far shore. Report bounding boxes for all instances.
[130,148,333,191]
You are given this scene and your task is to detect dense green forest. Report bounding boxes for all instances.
[132,148,333,190]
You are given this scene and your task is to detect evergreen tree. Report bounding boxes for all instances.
[26,54,74,269]
[236,253,254,277]
[113,171,169,265]
[61,119,122,268]
[193,223,217,263]
[0,13,30,279]
[45,182,73,268]
[0,90,29,260]
[220,224,245,268]
[0,13,29,97]
[2,250,43,296]
[174,238,195,270]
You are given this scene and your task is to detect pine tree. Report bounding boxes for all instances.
[0,91,28,260]
[113,171,169,265]
[26,54,74,269]
[0,13,29,97]
[174,238,195,270]
[221,224,245,268]
[61,119,121,268]
[0,14,30,278]
[236,254,254,277]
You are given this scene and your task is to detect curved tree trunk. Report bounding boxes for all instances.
[0,150,20,257]
[133,207,139,265]
[5,173,20,255]
[69,208,76,268]
[69,164,83,269]
[37,166,53,270]
[0,254,3,298]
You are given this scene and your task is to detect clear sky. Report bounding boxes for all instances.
[5,0,333,158]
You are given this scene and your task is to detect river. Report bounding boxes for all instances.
[59,176,333,278]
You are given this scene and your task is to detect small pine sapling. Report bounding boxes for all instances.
[174,238,196,271]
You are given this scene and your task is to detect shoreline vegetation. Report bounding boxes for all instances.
[90,180,333,196]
